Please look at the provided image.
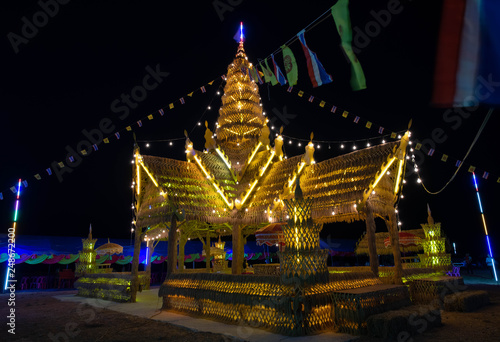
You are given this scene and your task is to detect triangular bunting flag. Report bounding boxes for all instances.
[187,92,193,97]
[208,80,214,85]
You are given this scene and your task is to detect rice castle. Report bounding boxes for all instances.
[130,35,412,335]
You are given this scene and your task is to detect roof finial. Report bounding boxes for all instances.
[233,22,245,43]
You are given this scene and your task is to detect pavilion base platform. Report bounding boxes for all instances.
[159,271,411,336]
[409,275,465,306]
[75,272,149,303]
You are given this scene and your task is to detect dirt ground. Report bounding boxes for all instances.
[2,280,500,342]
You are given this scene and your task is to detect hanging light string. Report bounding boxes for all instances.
[412,108,493,195]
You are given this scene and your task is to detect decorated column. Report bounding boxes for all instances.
[364,204,379,276]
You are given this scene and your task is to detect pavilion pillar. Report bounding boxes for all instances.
[240,234,247,269]
[232,224,242,274]
[205,230,211,270]
[365,204,379,277]
[385,210,403,284]
[167,215,178,277]
[178,233,187,273]
[130,223,142,303]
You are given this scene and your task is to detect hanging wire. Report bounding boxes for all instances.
[419,108,493,195]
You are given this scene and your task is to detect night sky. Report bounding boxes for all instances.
[1,0,498,260]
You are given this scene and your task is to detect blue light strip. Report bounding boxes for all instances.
[5,179,22,290]
[472,172,497,282]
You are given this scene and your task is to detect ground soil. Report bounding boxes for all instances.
[2,275,499,342]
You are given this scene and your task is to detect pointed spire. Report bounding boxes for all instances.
[427,204,435,225]
[88,223,93,240]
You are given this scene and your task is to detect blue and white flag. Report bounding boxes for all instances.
[271,54,287,85]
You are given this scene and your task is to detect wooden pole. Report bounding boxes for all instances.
[231,224,242,274]
[130,224,142,303]
[205,230,211,270]
[365,204,379,277]
[385,210,403,284]
[178,233,186,273]
[166,215,178,277]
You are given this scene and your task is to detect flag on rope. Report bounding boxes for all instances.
[58,162,64,168]
[365,121,372,129]
[81,150,87,155]
[180,97,185,104]
[201,86,206,93]
[208,80,214,85]
[331,0,367,91]
[441,154,448,162]
[287,86,293,92]
[46,168,52,175]
[115,132,120,139]
[271,54,287,85]
[263,59,278,85]
[10,186,16,194]
[169,103,174,109]
[233,22,244,43]
[187,92,193,97]
[247,67,254,82]
[319,101,326,107]
[483,171,489,179]
[331,106,337,113]
[281,45,298,86]
[126,126,132,131]
[298,90,304,97]
[92,144,98,151]
[428,148,435,156]
[468,165,476,172]
[103,138,109,143]
[147,115,153,120]
[353,116,360,123]
[35,174,41,180]
[0,193,3,200]
[308,96,314,102]
[455,160,462,167]
[297,29,332,88]
[69,156,75,162]
[342,110,349,118]
[415,143,422,150]
[390,132,397,139]
[432,0,500,106]
[137,120,142,127]
[378,126,384,134]
[22,180,28,188]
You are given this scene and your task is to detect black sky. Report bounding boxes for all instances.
[1,0,498,259]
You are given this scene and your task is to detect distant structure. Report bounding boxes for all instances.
[419,206,451,271]
[76,224,97,276]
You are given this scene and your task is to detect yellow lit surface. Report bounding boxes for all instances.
[139,160,159,187]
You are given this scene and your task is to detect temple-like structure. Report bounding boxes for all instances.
[133,39,413,334]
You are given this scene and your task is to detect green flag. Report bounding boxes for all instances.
[263,59,278,85]
[331,0,366,91]
[281,45,298,86]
